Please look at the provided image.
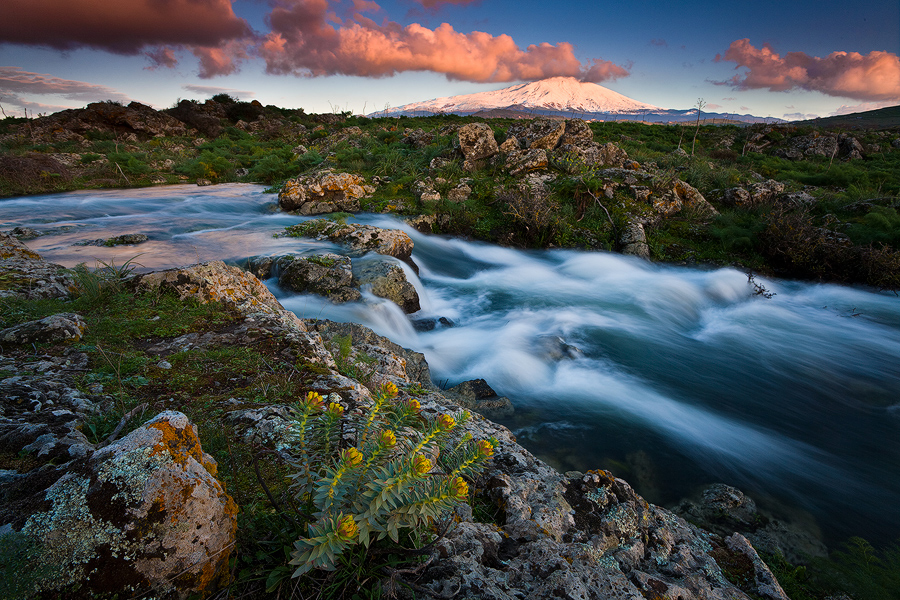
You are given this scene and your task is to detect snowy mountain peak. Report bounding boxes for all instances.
[381,77,661,116]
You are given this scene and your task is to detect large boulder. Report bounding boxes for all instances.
[0,313,86,345]
[511,117,567,150]
[619,220,650,259]
[651,180,719,218]
[279,172,376,215]
[4,411,237,599]
[458,123,499,163]
[560,119,594,147]
[506,148,549,176]
[280,220,414,261]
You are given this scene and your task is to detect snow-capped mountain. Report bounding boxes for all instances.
[383,77,660,116]
[372,77,778,123]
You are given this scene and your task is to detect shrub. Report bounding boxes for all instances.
[281,385,495,577]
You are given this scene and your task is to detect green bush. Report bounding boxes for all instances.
[282,384,495,577]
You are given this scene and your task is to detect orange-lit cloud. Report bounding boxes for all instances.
[261,0,624,83]
[192,40,252,78]
[0,0,252,54]
[715,39,900,101]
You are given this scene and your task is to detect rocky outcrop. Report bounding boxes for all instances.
[278,172,376,215]
[619,220,650,259]
[280,219,414,261]
[4,411,237,599]
[445,378,514,419]
[132,260,307,332]
[506,148,549,176]
[0,232,75,299]
[652,180,719,218]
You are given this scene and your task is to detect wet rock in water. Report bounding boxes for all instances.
[0,233,76,300]
[280,219,414,261]
[9,227,41,240]
[673,483,828,564]
[354,259,420,313]
[278,253,361,303]
[75,233,149,247]
[410,316,455,331]
[446,379,514,419]
[4,411,237,599]
[278,171,376,215]
[0,313,87,345]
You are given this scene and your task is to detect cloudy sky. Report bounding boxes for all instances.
[1,0,898,119]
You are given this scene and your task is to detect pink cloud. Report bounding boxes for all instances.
[145,47,179,70]
[0,0,252,54]
[192,40,252,78]
[830,100,897,115]
[415,0,480,7]
[261,0,626,83]
[0,66,130,103]
[352,0,381,11]
[714,39,900,101]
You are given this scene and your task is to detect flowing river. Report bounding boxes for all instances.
[3,183,899,548]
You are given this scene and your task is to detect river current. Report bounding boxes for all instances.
[3,184,899,548]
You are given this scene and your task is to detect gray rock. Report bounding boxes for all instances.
[506,148,549,176]
[446,379,514,418]
[458,123,499,164]
[280,220,414,261]
[279,253,361,303]
[619,221,650,259]
[560,118,594,147]
[0,313,86,345]
[521,117,566,150]
[354,259,420,313]
[279,171,375,215]
[0,233,75,300]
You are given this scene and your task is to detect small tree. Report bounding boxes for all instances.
[691,98,706,156]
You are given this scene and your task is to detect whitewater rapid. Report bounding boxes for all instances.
[3,184,899,546]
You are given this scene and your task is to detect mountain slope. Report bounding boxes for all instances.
[382,77,661,116]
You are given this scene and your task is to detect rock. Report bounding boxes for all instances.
[196,178,213,186]
[429,157,455,171]
[582,142,630,168]
[166,99,224,138]
[402,128,434,148]
[406,214,450,234]
[0,313,87,345]
[447,183,472,203]
[506,148,549,176]
[280,220,414,261]
[560,119,594,147]
[499,136,520,153]
[132,260,306,331]
[619,221,650,259]
[748,179,786,205]
[521,117,567,150]
[278,171,376,215]
[354,260,421,313]
[9,227,42,240]
[891,138,900,149]
[446,379,514,419]
[0,233,76,300]
[292,144,309,155]
[278,253,361,303]
[724,534,791,600]
[838,135,865,160]
[652,180,719,218]
[780,191,816,206]
[410,316,455,331]
[5,411,237,598]
[721,187,752,207]
[457,123,499,165]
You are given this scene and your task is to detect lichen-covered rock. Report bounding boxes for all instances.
[0,313,87,345]
[560,118,594,147]
[133,260,306,331]
[446,183,472,203]
[580,141,630,168]
[278,253,361,303]
[721,187,752,207]
[724,534,790,600]
[354,259,420,313]
[619,221,650,259]
[7,411,237,599]
[506,148,549,176]
[0,233,76,299]
[278,171,376,215]
[652,180,719,218]
[748,179,785,205]
[458,122,499,164]
[281,220,414,261]
[520,117,567,150]
[499,136,520,153]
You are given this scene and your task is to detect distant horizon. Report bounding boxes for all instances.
[2,0,898,121]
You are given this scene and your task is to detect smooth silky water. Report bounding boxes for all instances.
[3,184,899,547]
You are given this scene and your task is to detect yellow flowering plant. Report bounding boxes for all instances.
[285,383,497,576]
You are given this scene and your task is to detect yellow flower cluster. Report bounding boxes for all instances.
[413,455,432,477]
[379,429,397,448]
[342,447,363,466]
[451,477,469,499]
[406,399,421,413]
[437,414,456,431]
[336,515,358,541]
[304,391,324,410]
[327,402,344,417]
[381,381,399,398]
[476,439,494,457]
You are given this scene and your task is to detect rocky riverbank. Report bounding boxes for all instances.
[0,231,797,599]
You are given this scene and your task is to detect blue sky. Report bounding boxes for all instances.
[1,0,898,119]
